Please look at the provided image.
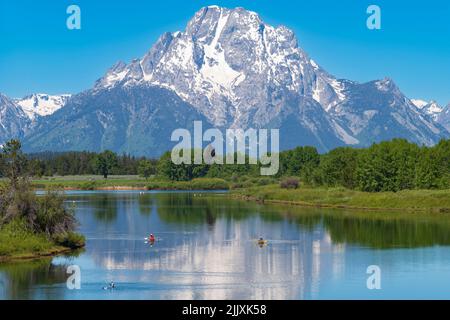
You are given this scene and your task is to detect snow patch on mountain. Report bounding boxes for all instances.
[331,120,359,145]
[411,99,444,122]
[411,99,428,109]
[200,10,245,92]
[15,94,71,120]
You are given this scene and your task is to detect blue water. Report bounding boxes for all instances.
[1,191,450,300]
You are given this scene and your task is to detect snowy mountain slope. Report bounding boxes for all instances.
[0,93,30,143]
[95,7,346,129]
[15,94,71,120]
[22,85,212,157]
[411,99,443,121]
[411,99,429,109]
[328,79,447,146]
[438,103,450,132]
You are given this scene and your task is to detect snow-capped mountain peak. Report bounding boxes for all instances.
[94,6,347,126]
[423,101,443,113]
[86,5,449,152]
[15,93,71,120]
[411,99,443,122]
[411,99,429,109]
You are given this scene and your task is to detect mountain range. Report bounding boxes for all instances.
[1,6,449,156]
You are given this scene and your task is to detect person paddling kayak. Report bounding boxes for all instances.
[258,237,268,247]
[149,234,156,243]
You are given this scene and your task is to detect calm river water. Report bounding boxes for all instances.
[1,191,450,300]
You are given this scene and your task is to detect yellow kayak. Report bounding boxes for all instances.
[257,240,269,246]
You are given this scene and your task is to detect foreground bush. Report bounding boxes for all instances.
[1,185,77,237]
[0,140,84,260]
[0,219,54,257]
[54,232,86,249]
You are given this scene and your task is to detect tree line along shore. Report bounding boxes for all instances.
[2,138,447,191]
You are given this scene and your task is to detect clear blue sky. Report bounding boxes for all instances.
[0,0,449,105]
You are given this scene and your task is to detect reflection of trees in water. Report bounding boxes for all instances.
[260,207,323,231]
[270,206,450,249]
[79,192,155,223]
[156,193,258,226]
[0,259,69,299]
[138,194,154,216]
[321,213,450,249]
[92,193,118,223]
[157,194,450,249]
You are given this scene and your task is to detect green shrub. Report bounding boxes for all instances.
[0,219,54,257]
[147,178,229,190]
[190,178,229,190]
[280,177,300,189]
[35,189,76,235]
[54,232,85,249]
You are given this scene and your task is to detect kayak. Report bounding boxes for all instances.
[144,236,160,243]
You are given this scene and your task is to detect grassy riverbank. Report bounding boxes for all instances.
[232,185,450,212]
[0,220,85,263]
[31,176,149,190]
[30,176,230,191]
[18,176,450,212]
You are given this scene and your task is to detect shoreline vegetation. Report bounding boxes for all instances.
[0,217,85,263]
[0,222,84,263]
[0,140,85,263]
[26,176,450,212]
[30,177,230,191]
[231,185,450,213]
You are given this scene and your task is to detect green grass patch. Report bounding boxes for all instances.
[0,220,55,258]
[0,220,85,261]
[147,178,229,191]
[31,176,230,191]
[32,175,149,189]
[54,232,86,249]
[232,185,450,211]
